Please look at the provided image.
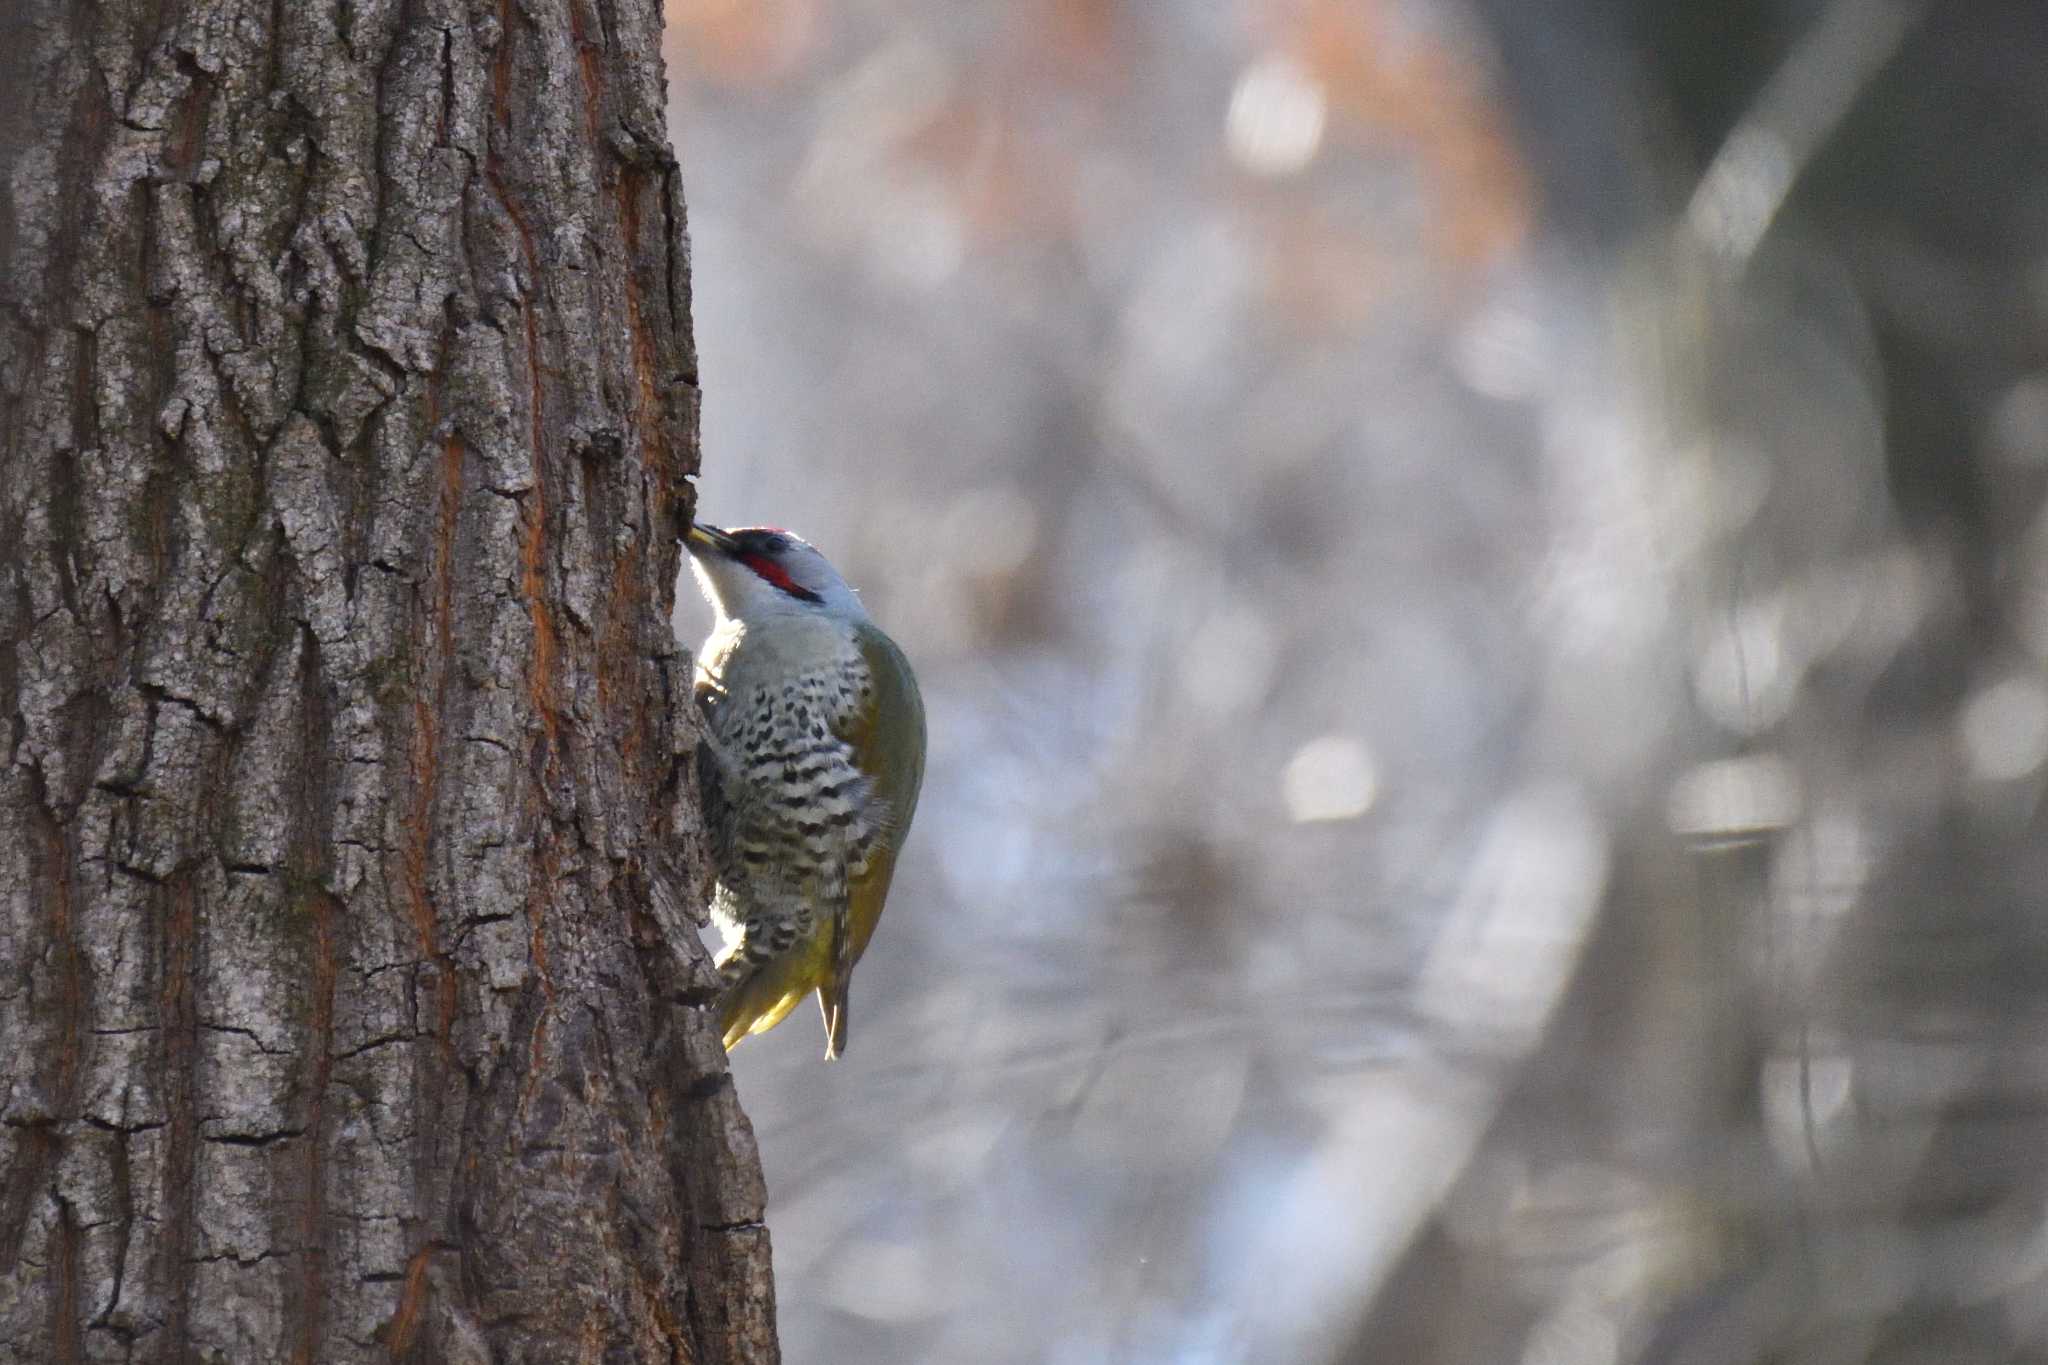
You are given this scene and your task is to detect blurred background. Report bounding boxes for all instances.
[663,2,2048,1361]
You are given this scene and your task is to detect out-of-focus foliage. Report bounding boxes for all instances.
[664,2,2048,1360]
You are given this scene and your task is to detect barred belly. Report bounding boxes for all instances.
[705,658,880,968]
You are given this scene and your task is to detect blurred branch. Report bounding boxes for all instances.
[1687,0,1928,267]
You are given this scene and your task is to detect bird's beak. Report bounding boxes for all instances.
[686,522,739,556]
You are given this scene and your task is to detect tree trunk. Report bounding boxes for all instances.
[0,0,777,1359]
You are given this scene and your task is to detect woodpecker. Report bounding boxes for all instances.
[684,523,926,1058]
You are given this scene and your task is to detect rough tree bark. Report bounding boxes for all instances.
[0,0,777,1360]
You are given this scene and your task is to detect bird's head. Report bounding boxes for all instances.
[686,523,869,623]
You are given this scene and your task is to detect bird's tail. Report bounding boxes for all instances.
[816,984,848,1061]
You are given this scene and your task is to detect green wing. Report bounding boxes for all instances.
[815,623,926,1056]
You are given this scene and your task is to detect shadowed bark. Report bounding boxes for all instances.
[0,0,777,1360]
